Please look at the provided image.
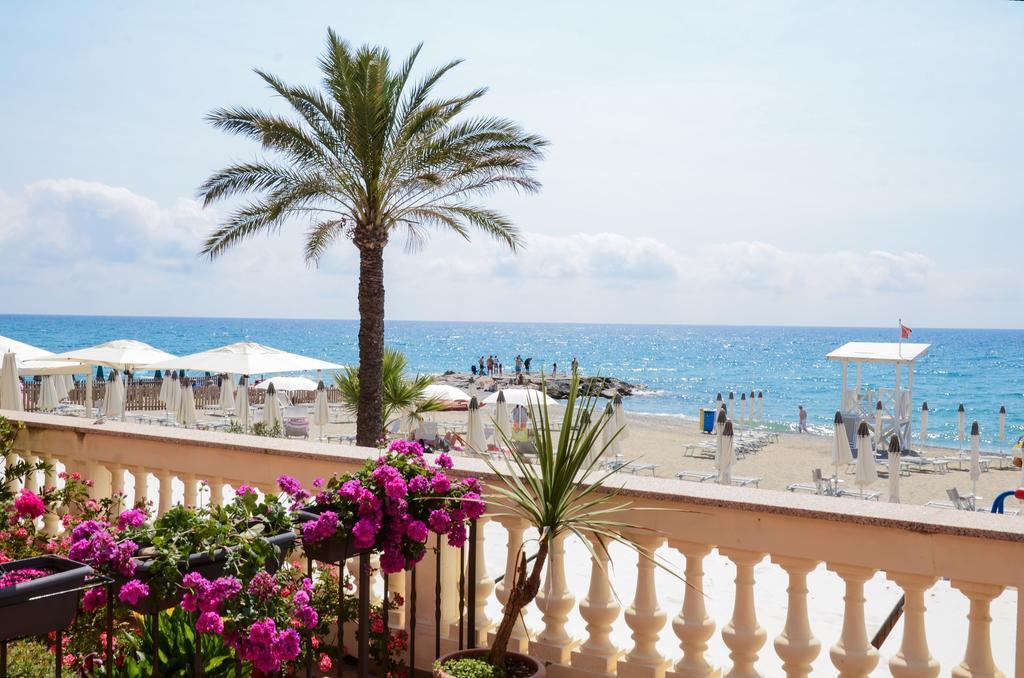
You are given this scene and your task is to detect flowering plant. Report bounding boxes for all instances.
[286,439,484,573]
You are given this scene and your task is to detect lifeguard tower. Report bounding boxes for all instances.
[826,342,930,452]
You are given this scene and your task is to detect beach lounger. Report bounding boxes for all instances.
[683,443,716,459]
[938,455,990,473]
[901,457,950,474]
[835,489,881,501]
[675,471,761,487]
[787,468,836,495]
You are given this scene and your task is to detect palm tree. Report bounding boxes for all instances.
[333,347,443,435]
[197,30,547,446]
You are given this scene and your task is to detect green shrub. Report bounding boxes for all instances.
[438,658,506,678]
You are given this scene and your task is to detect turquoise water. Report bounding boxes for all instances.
[2,314,1022,448]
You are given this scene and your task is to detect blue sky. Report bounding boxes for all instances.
[1,1,1021,327]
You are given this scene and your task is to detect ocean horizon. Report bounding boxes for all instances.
[2,313,1021,448]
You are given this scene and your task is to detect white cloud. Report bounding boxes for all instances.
[0,179,1017,327]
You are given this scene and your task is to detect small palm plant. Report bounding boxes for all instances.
[480,374,658,669]
[334,348,443,436]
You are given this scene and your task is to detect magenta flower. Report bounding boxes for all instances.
[301,511,338,544]
[235,485,256,497]
[447,522,468,549]
[384,477,407,500]
[116,508,146,530]
[428,509,451,534]
[406,520,428,543]
[13,489,45,520]
[461,491,486,520]
[379,547,406,574]
[435,453,454,469]
[82,586,107,612]
[276,475,302,495]
[196,611,224,634]
[117,579,150,605]
[408,475,429,494]
[430,473,451,494]
[351,518,378,549]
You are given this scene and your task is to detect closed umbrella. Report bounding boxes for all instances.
[831,412,853,487]
[0,353,23,412]
[53,374,69,402]
[218,376,236,414]
[715,393,723,411]
[957,404,966,452]
[727,392,735,422]
[717,420,735,485]
[612,394,628,442]
[63,374,75,398]
[740,393,748,424]
[168,373,182,417]
[312,380,330,440]
[235,376,251,432]
[602,401,622,460]
[493,390,511,448]
[159,372,171,406]
[715,407,727,458]
[874,401,884,449]
[749,391,756,422]
[887,435,901,504]
[263,383,282,429]
[969,421,981,501]
[102,372,124,419]
[757,391,763,420]
[920,402,929,448]
[37,376,59,412]
[466,396,486,454]
[177,378,197,428]
[854,421,878,498]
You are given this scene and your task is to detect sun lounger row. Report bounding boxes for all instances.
[675,470,761,487]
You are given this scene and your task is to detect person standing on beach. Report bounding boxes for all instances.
[487,356,494,375]
[515,355,523,375]
[571,356,579,374]
[479,356,485,374]
[798,405,808,433]
[552,362,557,376]
[524,357,532,373]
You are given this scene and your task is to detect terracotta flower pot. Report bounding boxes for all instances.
[0,556,93,642]
[434,648,544,678]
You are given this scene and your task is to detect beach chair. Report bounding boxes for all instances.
[676,470,716,483]
[835,488,881,501]
[283,406,309,439]
[733,476,762,487]
[787,468,833,495]
[902,456,950,474]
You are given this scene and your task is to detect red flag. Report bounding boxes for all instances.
[900,322,912,339]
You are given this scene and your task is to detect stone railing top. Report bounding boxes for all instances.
[8,410,1024,545]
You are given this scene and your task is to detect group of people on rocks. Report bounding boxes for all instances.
[470,354,581,381]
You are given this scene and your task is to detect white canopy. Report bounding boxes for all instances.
[0,335,90,376]
[254,376,319,392]
[826,342,930,364]
[144,342,343,375]
[482,388,560,408]
[49,339,177,372]
[423,384,471,402]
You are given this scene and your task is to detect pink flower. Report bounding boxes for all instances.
[82,586,107,612]
[408,475,429,494]
[461,492,486,520]
[379,547,406,574]
[116,508,146,530]
[117,580,150,605]
[13,489,45,520]
[430,473,451,494]
[447,522,468,549]
[196,611,224,635]
[301,511,338,544]
[406,520,428,543]
[276,475,302,495]
[428,509,451,534]
[351,518,378,549]
[435,453,454,469]
[235,485,256,497]
[384,477,407,500]
[319,655,332,671]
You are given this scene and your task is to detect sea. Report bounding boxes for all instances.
[2,315,1022,449]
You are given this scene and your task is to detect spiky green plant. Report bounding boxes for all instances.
[334,348,443,436]
[483,374,663,667]
[197,30,547,447]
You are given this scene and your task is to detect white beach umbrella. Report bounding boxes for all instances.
[757,391,763,420]
[887,435,901,504]
[167,373,181,415]
[715,393,724,411]
[482,388,559,408]
[63,374,75,396]
[492,390,511,448]
[740,393,748,424]
[602,401,622,460]
[853,421,878,496]
[0,353,24,412]
[715,407,727,456]
[874,401,884,449]
[969,421,981,499]
[466,396,486,454]
[717,420,735,485]
[468,379,478,398]
[235,376,251,432]
[998,406,1006,452]
[612,394,628,441]
[102,373,124,419]
[748,391,756,422]
[312,380,330,440]
[423,384,472,402]
[218,376,236,414]
[727,392,735,422]
[920,402,929,447]
[53,373,69,402]
[957,404,966,451]
[144,341,343,375]
[254,376,319,393]
[158,373,171,406]
[831,412,853,482]
[0,335,89,377]
[37,376,60,412]
[177,378,197,428]
[263,383,283,429]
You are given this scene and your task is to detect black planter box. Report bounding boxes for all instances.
[295,508,372,564]
[127,530,296,614]
[0,556,94,642]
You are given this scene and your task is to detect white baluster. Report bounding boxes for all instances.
[619,533,670,678]
[209,477,225,507]
[22,453,39,493]
[887,573,939,678]
[181,473,197,507]
[471,517,495,644]
[5,451,24,493]
[87,460,111,501]
[109,466,126,514]
[772,556,821,677]
[827,564,878,677]
[667,540,719,678]
[491,516,530,653]
[719,549,766,678]
[42,457,59,535]
[157,470,173,516]
[131,466,148,511]
[572,535,623,675]
[951,580,1005,678]
[532,532,578,663]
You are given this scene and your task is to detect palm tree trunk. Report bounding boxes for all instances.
[356,245,385,447]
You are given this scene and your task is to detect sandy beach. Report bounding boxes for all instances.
[305,406,1023,510]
